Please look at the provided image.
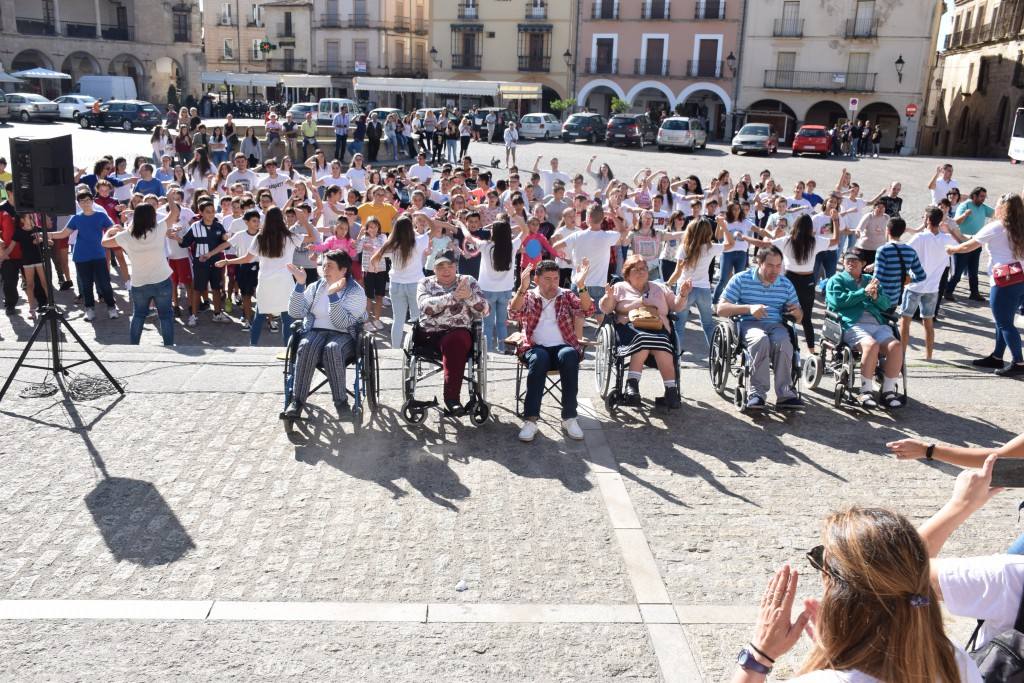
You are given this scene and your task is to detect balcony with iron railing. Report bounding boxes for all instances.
[451,53,482,70]
[518,55,550,72]
[63,21,98,37]
[772,17,803,37]
[276,23,295,38]
[390,58,427,76]
[686,60,726,79]
[266,58,308,72]
[524,2,547,19]
[694,0,725,19]
[591,2,619,19]
[844,17,878,38]
[391,15,410,31]
[315,13,375,28]
[16,17,56,35]
[946,21,1017,49]
[457,3,480,20]
[585,58,619,74]
[412,18,428,33]
[763,69,876,92]
[633,59,670,76]
[642,3,671,19]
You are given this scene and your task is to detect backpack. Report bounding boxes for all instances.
[967,584,1024,682]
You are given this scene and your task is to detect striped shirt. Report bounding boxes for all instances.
[873,241,925,303]
[180,219,226,258]
[721,267,799,324]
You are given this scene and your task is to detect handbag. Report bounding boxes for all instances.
[993,261,1024,288]
[628,305,664,332]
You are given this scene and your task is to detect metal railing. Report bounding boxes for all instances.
[763,69,876,91]
[457,3,480,20]
[451,53,482,70]
[694,0,725,19]
[391,15,410,31]
[276,23,294,38]
[524,2,547,19]
[518,55,550,71]
[642,3,671,19]
[634,59,670,76]
[101,24,134,40]
[16,17,56,35]
[947,21,1018,49]
[844,17,878,38]
[591,1,619,19]
[266,58,308,72]
[174,28,192,42]
[390,59,427,76]
[64,21,97,37]
[772,18,803,37]
[687,60,726,79]
[585,58,618,74]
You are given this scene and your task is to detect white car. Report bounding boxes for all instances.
[656,117,707,152]
[518,113,561,140]
[54,94,97,121]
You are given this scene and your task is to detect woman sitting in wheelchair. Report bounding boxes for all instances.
[598,254,691,408]
[283,251,368,419]
[825,247,904,409]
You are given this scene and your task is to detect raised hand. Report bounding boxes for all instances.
[287,263,307,285]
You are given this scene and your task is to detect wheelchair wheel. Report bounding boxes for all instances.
[470,401,489,425]
[834,370,848,408]
[476,334,489,404]
[802,353,823,390]
[401,400,428,424]
[709,325,731,395]
[594,324,615,396]
[604,389,619,413]
[734,383,747,411]
[362,336,380,413]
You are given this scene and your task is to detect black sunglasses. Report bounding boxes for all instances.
[807,545,845,582]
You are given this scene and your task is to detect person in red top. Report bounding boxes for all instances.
[0,184,21,313]
[508,258,595,443]
[519,216,559,269]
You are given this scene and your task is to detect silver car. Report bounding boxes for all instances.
[730,123,779,155]
[286,102,319,120]
[0,92,9,123]
[54,94,97,120]
[6,93,59,122]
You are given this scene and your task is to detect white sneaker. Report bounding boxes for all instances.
[212,312,230,323]
[187,314,198,327]
[84,308,96,322]
[562,418,584,440]
[108,308,120,319]
[518,421,539,442]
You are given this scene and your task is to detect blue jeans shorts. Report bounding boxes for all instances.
[899,290,938,319]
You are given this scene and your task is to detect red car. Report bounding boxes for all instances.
[792,125,831,157]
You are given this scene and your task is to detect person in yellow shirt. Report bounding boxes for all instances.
[357,185,399,235]
[0,158,10,201]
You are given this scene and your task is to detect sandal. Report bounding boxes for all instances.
[855,391,878,409]
[880,390,902,409]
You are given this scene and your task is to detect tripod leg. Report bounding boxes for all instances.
[55,315,125,395]
[0,314,50,402]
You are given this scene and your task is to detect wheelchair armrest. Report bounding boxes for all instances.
[880,309,899,324]
[290,320,304,332]
[825,310,842,322]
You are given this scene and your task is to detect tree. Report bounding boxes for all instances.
[550,98,576,120]
[611,97,631,114]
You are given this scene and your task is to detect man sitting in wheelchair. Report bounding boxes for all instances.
[825,247,904,409]
[598,254,691,408]
[716,246,805,411]
[415,251,490,415]
[283,251,368,419]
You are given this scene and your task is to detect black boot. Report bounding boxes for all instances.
[655,386,681,409]
[284,399,303,419]
[622,378,641,406]
[334,400,349,418]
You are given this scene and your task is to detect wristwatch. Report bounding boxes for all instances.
[926,443,936,461]
[736,647,772,675]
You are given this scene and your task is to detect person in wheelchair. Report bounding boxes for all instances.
[825,247,904,409]
[508,259,595,443]
[283,251,368,419]
[415,250,489,415]
[598,254,691,409]
[716,246,805,411]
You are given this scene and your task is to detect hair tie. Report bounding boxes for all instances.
[909,594,930,608]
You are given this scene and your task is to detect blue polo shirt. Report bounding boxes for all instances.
[955,200,994,237]
[135,178,164,197]
[67,210,114,262]
[722,266,799,324]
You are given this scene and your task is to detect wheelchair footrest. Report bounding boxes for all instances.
[406,398,438,410]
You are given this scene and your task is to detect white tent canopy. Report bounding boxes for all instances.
[12,67,71,80]
[353,77,542,100]
[0,71,23,84]
[201,71,280,88]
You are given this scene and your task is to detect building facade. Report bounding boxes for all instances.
[428,0,574,111]
[920,0,1024,158]
[576,0,741,140]
[735,0,942,152]
[0,0,204,103]
[203,0,270,79]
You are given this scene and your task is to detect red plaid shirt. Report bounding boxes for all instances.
[508,288,593,356]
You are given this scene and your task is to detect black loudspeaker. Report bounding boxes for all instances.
[10,135,76,215]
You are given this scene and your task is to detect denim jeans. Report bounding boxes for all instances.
[676,286,715,354]
[390,281,420,348]
[713,250,748,303]
[523,345,579,419]
[130,277,174,345]
[851,138,860,157]
[386,134,399,161]
[837,231,856,257]
[75,258,116,309]
[1009,533,1024,555]
[334,134,348,163]
[947,249,982,297]
[481,289,513,351]
[445,138,458,162]
[250,310,295,346]
[212,151,229,165]
[991,280,1024,362]
[814,250,838,285]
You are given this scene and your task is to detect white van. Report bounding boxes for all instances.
[73,75,137,102]
[317,98,360,124]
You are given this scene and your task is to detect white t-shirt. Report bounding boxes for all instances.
[531,292,565,347]
[228,229,260,258]
[164,208,193,260]
[477,235,522,292]
[311,284,332,328]
[841,197,867,233]
[787,644,980,682]
[551,225,576,269]
[112,172,134,202]
[113,220,173,287]
[346,168,368,193]
[932,177,959,205]
[561,229,621,287]
[408,163,434,185]
[937,554,1024,650]
[257,173,291,208]
[772,235,833,273]
[725,220,755,253]
[539,169,571,196]
[388,232,430,284]
[907,230,957,293]
[674,242,724,289]
[788,197,813,218]
[975,220,1021,273]
[248,235,297,277]
[226,169,259,192]
[318,171,350,190]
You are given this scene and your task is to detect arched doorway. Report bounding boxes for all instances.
[676,84,731,140]
[859,102,901,151]
[746,99,798,143]
[804,100,846,128]
[108,54,147,100]
[576,79,626,116]
[540,85,561,115]
[625,81,674,122]
[60,52,101,94]
[11,50,57,97]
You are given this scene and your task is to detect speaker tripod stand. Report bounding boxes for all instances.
[0,213,124,403]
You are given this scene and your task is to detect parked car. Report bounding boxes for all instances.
[369,107,404,121]
[792,124,831,157]
[0,92,9,124]
[656,116,707,152]
[5,93,59,122]
[286,102,319,120]
[73,75,137,102]
[518,112,560,140]
[78,100,162,131]
[54,94,97,121]
[730,123,779,155]
[561,113,606,143]
[317,98,361,124]
[606,113,657,147]
[471,107,518,141]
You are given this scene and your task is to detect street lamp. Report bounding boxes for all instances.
[894,54,905,84]
[429,46,442,70]
[726,51,737,76]
[563,49,572,67]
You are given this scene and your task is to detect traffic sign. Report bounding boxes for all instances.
[849,97,859,111]
[905,103,918,118]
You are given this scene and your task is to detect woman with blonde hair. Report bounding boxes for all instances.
[666,215,732,356]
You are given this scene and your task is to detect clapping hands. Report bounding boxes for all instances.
[287,263,306,285]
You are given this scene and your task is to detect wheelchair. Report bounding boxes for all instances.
[281,321,380,434]
[802,310,908,409]
[708,316,802,412]
[400,320,490,425]
[594,314,682,412]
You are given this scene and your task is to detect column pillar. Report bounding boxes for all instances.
[94,0,102,37]
[53,0,63,35]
